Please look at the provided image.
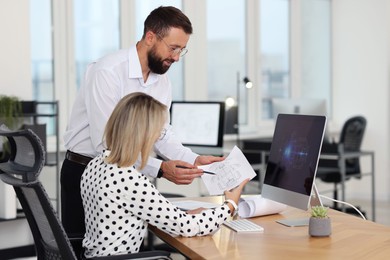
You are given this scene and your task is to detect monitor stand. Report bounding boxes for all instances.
[276,183,323,227]
[309,182,323,208]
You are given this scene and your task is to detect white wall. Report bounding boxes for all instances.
[0,0,32,99]
[332,0,390,201]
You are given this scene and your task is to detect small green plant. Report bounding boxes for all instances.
[0,95,22,129]
[0,95,22,160]
[310,206,329,218]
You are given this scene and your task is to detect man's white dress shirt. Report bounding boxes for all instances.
[64,46,198,177]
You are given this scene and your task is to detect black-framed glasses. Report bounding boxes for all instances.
[156,34,188,57]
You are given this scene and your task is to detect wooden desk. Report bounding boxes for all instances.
[149,196,390,260]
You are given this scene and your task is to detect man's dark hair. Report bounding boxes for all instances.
[143,6,193,38]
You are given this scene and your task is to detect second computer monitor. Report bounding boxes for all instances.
[170,101,225,155]
[271,98,327,119]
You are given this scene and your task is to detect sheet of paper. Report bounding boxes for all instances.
[171,200,220,211]
[199,146,256,195]
[237,195,287,218]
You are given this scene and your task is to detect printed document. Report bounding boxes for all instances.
[238,195,287,218]
[200,146,256,195]
[170,200,220,211]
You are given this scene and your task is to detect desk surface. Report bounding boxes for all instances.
[149,196,390,260]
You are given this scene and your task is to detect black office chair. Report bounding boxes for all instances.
[317,116,367,211]
[0,124,171,260]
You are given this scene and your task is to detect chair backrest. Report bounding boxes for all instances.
[339,116,367,171]
[0,124,45,182]
[339,116,366,151]
[0,124,78,259]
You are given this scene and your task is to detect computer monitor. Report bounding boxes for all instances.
[261,114,326,222]
[271,98,327,119]
[170,101,225,155]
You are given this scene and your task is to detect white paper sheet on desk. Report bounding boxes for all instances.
[199,146,256,195]
[238,195,287,218]
[171,200,220,211]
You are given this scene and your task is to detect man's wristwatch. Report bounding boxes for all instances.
[157,168,164,178]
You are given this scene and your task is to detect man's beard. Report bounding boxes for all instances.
[147,48,174,74]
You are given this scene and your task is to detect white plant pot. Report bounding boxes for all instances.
[308,217,331,237]
[0,181,17,219]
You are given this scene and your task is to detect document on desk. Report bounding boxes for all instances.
[199,146,256,195]
[170,200,220,211]
[237,195,287,218]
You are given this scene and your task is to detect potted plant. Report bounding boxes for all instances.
[0,95,22,129]
[0,95,23,160]
[308,205,331,237]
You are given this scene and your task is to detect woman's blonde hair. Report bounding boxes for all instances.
[103,92,167,169]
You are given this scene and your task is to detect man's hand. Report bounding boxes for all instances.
[160,160,203,185]
[194,155,225,166]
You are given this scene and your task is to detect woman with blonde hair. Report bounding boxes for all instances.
[81,92,248,258]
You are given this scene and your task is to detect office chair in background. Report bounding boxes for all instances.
[317,116,367,213]
[0,125,171,260]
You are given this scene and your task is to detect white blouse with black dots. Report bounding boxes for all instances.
[80,150,231,258]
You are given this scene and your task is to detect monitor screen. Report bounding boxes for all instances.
[262,114,327,211]
[271,98,327,119]
[170,101,225,149]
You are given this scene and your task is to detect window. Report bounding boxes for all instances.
[29,0,331,140]
[260,0,290,119]
[259,0,332,120]
[206,0,246,123]
[74,0,120,88]
[30,0,56,134]
[300,0,332,117]
[30,0,53,101]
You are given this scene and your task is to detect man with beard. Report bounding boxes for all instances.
[61,6,224,238]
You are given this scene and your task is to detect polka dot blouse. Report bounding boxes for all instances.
[80,150,231,258]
